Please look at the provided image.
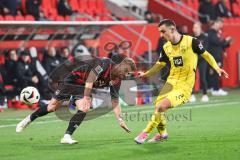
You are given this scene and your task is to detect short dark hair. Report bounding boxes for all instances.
[158,19,176,28]
[111,54,136,71]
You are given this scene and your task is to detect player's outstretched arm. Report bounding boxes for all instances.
[138,61,166,78]
[80,70,99,110]
[112,99,131,133]
[201,51,229,78]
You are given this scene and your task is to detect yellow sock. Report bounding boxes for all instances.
[143,112,162,134]
[157,113,167,135]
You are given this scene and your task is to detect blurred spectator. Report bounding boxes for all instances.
[57,0,73,16]
[5,49,19,86]
[26,0,41,20]
[0,0,18,16]
[144,11,155,23]
[0,65,6,107]
[38,10,51,21]
[58,47,71,64]
[43,47,60,75]
[190,21,209,102]
[199,0,216,24]
[107,45,119,59]
[207,18,232,96]
[215,0,232,18]
[73,42,91,57]
[177,25,189,35]
[16,50,39,88]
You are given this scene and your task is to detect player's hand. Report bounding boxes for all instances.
[76,96,91,112]
[216,68,229,78]
[118,118,131,133]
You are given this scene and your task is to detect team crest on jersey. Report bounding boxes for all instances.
[198,42,204,50]
[180,45,187,54]
[173,56,183,67]
[94,65,103,74]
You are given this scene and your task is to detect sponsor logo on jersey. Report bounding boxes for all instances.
[173,56,183,67]
[94,65,103,74]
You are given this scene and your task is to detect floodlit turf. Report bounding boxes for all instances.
[0,89,240,160]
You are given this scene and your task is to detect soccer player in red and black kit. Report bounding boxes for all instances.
[16,54,136,144]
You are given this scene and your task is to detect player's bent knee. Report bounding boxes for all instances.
[156,99,171,112]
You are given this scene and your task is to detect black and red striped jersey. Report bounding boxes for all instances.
[65,57,121,99]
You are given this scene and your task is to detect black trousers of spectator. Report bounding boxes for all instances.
[0,84,5,105]
[198,60,208,95]
[208,61,221,91]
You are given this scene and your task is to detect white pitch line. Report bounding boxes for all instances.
[0,101,240,129]
[100,101,240,118]
[0,99,233,121]
[0,120,61,128]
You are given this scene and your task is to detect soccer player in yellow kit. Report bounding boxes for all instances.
[134,19,229,144]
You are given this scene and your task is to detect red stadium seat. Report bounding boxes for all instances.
[65,16,71,21]
[69,0,79,12]
[96,0,105,8]
[0,55,5,65]
[78,0,88,13]
[75,17,88,21]
[4,15,14,21]
[0,15,4,21]
[88,0,97,10]
[55,15,65,21]
[49,9,58,18]
[51,0,58,8]
[15,15,25,21]
[25,15,35,21]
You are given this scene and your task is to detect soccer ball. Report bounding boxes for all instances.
[20,86,40,105]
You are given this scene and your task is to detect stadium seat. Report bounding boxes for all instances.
[51,0,58,8]
[42,0,57,18]
[25,15,35,21]
[15,15,25,21]
[4,15,14,21]
[49,9,58,18]
[75,17,88,21]
[55,16,65,21]
[78,0,88,13]
[0,54,5,65]
[69,0,79,12]
[65,16,71,21]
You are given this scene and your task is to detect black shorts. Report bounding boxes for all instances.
[53,83,85,101]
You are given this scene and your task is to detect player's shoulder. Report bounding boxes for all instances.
[163,41,171,49]
[184,34,195,41]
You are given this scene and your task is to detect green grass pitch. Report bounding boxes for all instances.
[0,89,240,160]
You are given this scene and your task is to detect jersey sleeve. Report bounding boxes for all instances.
[159,49,169,63]
[192,38,206,55]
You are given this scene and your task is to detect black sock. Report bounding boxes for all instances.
[30,104,49,121]
[65,110,86,135]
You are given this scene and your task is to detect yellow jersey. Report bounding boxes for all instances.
[145,35,219,96]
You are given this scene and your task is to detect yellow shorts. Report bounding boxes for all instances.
[154,83,191,108]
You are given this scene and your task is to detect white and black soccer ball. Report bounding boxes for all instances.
[20,86,40,105]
